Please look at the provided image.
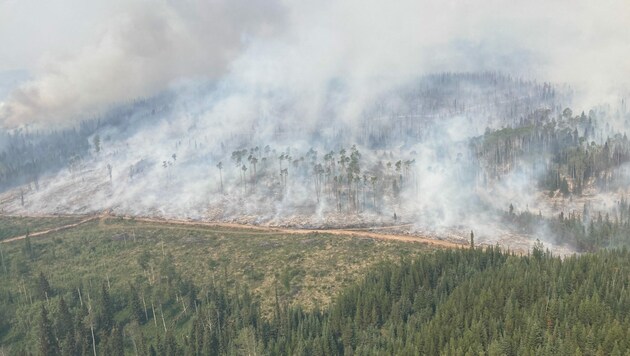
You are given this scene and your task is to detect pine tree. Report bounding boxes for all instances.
[73,307,91,356]
[38,272,52,300]
[39,305,59,356]
[23,231,34,260]
[110,325,125,356]
[164,331,179,356]
[129,285,145,325]
[56,297,74,348]
[203,322,219,355]
[98,282,114,332]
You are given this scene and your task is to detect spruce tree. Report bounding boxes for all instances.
[23,231,34,260]
[129,285,145,325]
[56,296,74,352]
[39,305,59,356]
[110,325,125,356]
[98,282,114,332]
[38,272,52,300]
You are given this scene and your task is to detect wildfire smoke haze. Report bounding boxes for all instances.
[1,0,630,253]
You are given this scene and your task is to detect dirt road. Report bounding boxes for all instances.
[1,214,467,249]
[131,216,466,248]
[1,215,100,243]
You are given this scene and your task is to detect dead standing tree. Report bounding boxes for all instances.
[216,162,224,193]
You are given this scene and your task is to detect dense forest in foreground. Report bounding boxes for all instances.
[1,219,630,355]
[2,73,630,355]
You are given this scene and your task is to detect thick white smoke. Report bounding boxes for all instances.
[1,0,629,255]
[0,0,285,127]
[1,0,629,128]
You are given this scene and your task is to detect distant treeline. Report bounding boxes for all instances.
[505,196,630,252]
[473,107,630,195]
[0,124,92,191]
[0,95,173,192]
[0,72,562,194]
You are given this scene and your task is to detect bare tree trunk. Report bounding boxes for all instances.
[219,169,223,193]
[0,245,6,274]
[142,295,149,321]
[151,301,158,329]
[91,324,97,356]
[161,305,167,333]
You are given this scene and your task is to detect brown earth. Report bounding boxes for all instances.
[1,212,467,249]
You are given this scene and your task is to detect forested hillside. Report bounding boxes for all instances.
[3,73,628,253]
[3,0,630,353]
[0,216,431,355]
[0,94,174,192]
[2,230,630,355]
[472,107,630,194]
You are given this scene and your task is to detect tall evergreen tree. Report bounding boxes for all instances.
[110,325,125,356]
[38,272,52,300]
[55,296,74,354]
[129,285,146,325]
[39,305,59,356]
[98,282,114,332]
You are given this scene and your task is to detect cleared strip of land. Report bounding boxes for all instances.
[1,215,99,243]
[1,214,466,248]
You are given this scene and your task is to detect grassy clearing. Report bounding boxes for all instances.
[0,216,434,316]
[0,215,442,353]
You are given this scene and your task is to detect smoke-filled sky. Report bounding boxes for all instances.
[0,0,629,127]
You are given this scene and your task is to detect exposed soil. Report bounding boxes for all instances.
[1,212,466,249]
[1,215,99,243]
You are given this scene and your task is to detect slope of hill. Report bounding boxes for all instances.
[1,216,629,355]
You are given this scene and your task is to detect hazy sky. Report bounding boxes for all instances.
[1,0,629,127]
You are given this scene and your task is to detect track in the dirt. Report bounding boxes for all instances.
[1,215,99,243]
[1,214,467,249]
